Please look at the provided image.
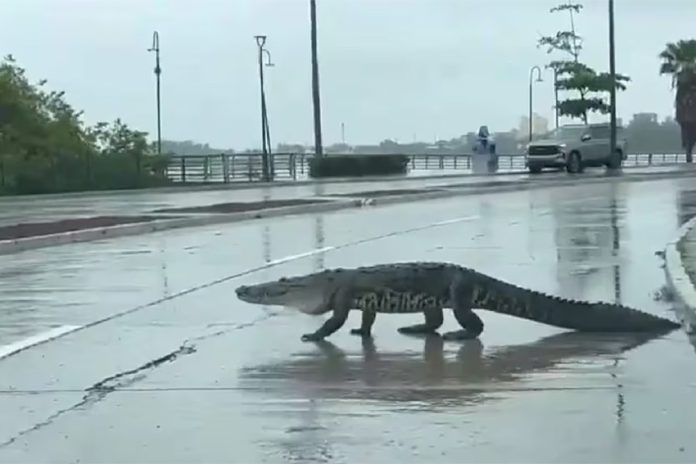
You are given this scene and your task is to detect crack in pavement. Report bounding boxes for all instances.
[0,312,274,450]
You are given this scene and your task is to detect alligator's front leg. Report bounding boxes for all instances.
[350,310,376,338]
[397,307,444,334]
[301,288,351,342]
[442,277,485,340]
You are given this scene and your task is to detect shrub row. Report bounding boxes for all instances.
[308,154,410,178]
[0,154,171,195]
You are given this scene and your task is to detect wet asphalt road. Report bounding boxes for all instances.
[1,174,696,462]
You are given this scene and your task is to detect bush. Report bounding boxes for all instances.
[308,154,410,178]
[0,153,172,195]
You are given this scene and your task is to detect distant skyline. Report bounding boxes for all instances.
[1,0,692,150]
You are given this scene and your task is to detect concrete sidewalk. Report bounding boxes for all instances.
[0,173,531,228]
[1,164,693,229]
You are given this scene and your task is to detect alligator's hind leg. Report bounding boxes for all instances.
[442,307,484,340]
[350,310,376,337]
[442,277,485,340]
[397,307,444,334]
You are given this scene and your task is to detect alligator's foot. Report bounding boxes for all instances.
[301,333,325,342]
[397,324,439,335]
[442,329,479,341]
[350,328,372,338]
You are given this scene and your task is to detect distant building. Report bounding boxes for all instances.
[517,113,549,140]
[631,113,658,125]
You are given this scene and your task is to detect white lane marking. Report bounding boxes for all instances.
[0,214,481,360]
[0,325,82,360]
[432,216,479,226]
[265,246,336,266]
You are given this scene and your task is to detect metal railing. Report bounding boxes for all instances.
[164,152,690,184]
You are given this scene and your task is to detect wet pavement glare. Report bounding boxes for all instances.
[1,175,696,462]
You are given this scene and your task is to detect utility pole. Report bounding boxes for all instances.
[608,0,618,166]
[254,35,274,182]
[310,0,323,156]
[147,31,162,155]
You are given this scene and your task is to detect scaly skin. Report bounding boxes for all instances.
[234,262,682,342]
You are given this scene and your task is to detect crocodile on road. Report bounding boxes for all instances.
[234,262,682,342]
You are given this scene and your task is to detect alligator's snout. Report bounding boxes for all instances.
[235,285,248,296]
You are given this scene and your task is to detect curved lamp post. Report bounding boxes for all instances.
[254,35,275,182]
[528,65,544,142]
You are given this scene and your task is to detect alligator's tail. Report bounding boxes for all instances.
[469,270,682,333]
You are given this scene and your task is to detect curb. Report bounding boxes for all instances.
[663,215,696,332]
[2,168,696,256]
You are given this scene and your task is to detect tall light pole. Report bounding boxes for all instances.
[552,67,559,129]
[608,0,618,166]
[254,35,274,182]
[262,48,275,177]
[147,31,162,155]
[529,65,543,142]
[310,0,323,156]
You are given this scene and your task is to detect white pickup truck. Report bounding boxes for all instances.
[525,123,627,174]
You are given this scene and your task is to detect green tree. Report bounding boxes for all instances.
[0,54,169,194]
[537,2,630,124]
[659,39,696,163]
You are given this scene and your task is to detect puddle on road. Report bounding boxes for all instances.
[238,331,668,408]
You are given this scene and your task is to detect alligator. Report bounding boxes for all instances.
[234,262,682,342]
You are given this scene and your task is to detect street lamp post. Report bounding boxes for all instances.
[608,0,618,166]
[147,31,162,155]
[552,67,559,129]
[261,48,275,177]
[528,65,543,142]
[254,35,275,182]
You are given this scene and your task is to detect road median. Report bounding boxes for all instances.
[3,168,696,255]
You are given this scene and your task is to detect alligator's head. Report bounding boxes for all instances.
[235,273,332,315]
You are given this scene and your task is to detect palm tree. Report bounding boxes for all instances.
[659,39,696,163]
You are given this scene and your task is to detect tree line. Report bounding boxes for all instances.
[0,55,169,195]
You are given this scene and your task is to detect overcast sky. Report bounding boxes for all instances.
[1,0,693,150]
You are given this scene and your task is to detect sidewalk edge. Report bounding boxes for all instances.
[663,215,696,331]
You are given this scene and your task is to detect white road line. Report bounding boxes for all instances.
[266,246,336,266]
[0,214,481,360]
[0,325,82,360]
[432,216,480,226]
